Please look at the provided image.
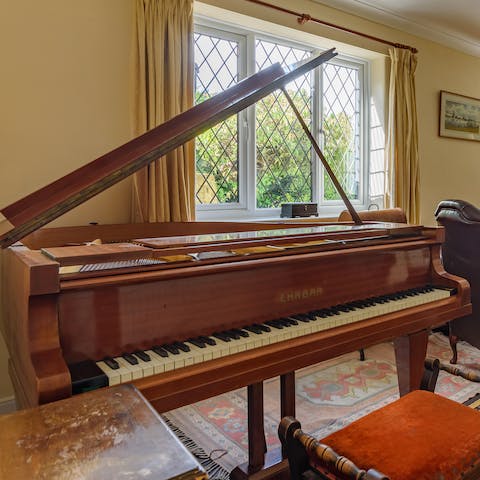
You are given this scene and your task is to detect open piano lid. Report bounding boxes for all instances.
[0,48,337,248]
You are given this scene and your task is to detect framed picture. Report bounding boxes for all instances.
[439,90,480,141]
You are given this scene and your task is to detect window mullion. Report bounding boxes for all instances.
[318,64,326,206]
[237,34,248,210]
[312,61,321,205]
[245,33,256,215]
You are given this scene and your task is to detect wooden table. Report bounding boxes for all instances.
[0,384,207,480]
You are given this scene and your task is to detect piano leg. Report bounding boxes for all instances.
[247,382,267,470]
[280,372,295,420]
[230,375,294,480]
[394,329,429,396]
[280,372,295,459]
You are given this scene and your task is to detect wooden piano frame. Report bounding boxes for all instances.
[2,220,471,479]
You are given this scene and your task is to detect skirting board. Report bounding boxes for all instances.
[0,396,16,414]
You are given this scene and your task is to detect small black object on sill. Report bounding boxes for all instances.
[280,202,318,218]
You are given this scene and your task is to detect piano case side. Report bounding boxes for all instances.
[2,246,71,407]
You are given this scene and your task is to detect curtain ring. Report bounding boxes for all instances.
[297,13,311,25]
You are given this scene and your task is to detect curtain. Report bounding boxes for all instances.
[131,0,195,222]
[385,48,420,224]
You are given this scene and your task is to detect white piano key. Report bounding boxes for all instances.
[96,361,122,386]
[114,356,144,380]
[133,354,154,377]
[99,359,132,383]
[145,350,175,372]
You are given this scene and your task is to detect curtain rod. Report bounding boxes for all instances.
[244,0,418,54]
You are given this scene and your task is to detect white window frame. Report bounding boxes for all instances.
[194,17,371,220]
[194,24,247,211]
[319,56,370,212]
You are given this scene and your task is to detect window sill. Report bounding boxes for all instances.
[195,212,341,223]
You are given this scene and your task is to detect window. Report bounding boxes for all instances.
[194,21,374,218]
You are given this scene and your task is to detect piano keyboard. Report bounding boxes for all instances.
[70,286,453,391]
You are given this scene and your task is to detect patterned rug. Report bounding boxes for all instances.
[163,333,480,478]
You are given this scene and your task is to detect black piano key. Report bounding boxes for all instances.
[188,338,207,349]
[173,341,191,352]
[152,345,169,357]
[281,317,298,326]
[265,320,284,329]
[223,330,241,340]
[290,314,311,323]
[349,301,366,308]
[213,332,231,342]
[133,350,151,362]
[231,328,249,338]
[199,335,216,346]
[162,344,180,355]
[244,325,264,334]
[347,303,362,310]
[122,352,139,365]
[255,323,271,332]
[103,357,120,370]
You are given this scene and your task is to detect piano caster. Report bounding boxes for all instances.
[358,348,366,361]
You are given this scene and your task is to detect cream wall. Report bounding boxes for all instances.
[0,0,133,400]
[1,0,480,402]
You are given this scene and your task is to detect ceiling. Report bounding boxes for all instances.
[313,0,480,57]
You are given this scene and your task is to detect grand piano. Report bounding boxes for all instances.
[0,48,471,479]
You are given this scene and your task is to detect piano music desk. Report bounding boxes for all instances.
[0,384,207,480]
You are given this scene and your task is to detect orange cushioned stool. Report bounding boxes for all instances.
[280,390,480,480]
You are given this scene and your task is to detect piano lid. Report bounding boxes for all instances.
[0,48,337,249]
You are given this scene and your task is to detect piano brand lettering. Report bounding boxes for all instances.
[279,287,324,303]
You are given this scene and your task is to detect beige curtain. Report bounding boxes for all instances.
[385,48,420,224]
[131,0,195,222]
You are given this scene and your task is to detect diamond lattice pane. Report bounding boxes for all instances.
[194,33,239,204]
[322,63,361,201]
[255,40,313,208]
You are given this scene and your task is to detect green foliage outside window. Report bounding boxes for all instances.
[195,89,356,206]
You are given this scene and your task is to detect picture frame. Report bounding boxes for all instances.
[439,90,480,141]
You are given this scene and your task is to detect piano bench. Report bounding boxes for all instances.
[280,391,480,480]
